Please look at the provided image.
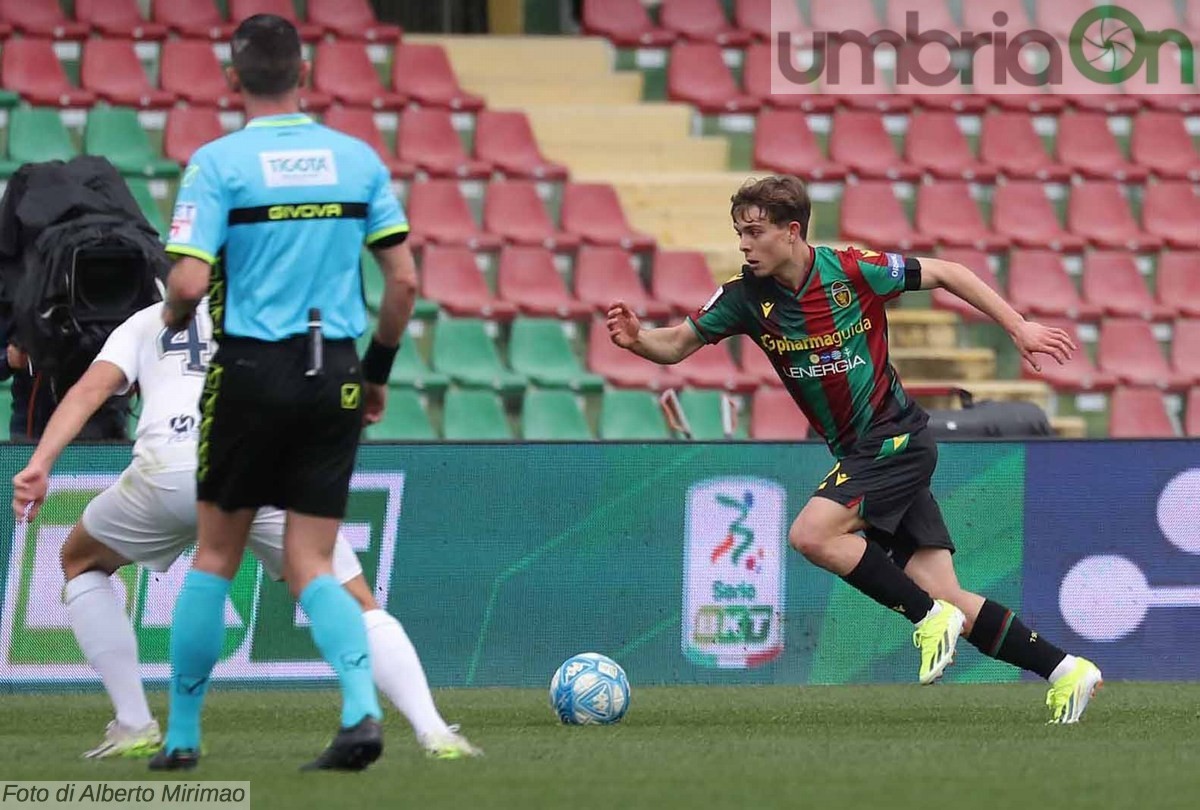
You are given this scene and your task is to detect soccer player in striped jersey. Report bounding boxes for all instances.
[606,175,1102,723]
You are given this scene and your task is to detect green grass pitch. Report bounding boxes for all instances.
[2,684,1198,809]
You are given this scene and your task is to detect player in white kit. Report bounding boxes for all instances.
[11,300,480,761]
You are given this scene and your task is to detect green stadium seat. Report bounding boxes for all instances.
[678,388,746,440]
[8,107,77,165]
[522,388,593,440]
[509,318,604,393]
[125,178,167,237]
[364,388,436,440]
[84,107,181,178]
[0,90,20,109]
[388,339,449,395]
[0,395,12,441]
[431,317,526,395]
[599,388,669,440]
[443,388,512,440]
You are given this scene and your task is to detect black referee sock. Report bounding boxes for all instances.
[966,599,1067,680]
[841,540,935,624]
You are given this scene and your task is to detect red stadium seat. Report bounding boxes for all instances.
[0,0,88,38]
[829,110,920,182]
[1020,318,1116,393]
[673,342,756,392]
[885,0,956,36]
[892,43,988,114]
[575,246,672,320]
[753,108,847,181]
[81,39,176,109]
[228,0,323,40]
[930,249,1003,322]
[742,42,837,112]
[1131,112,1200,181]
[406,181,502,251]
[1056,112,1149,182]
[660,0,752,46]
[75,0,168,38]
[1187,388,1200,437]
[652,250,717,316]
[397,108,491,179]
[160,40,240,109]
[561,184,656,251]
[1143,182,1200,250]
[484,181,580,251]
[420,246,516,321]
[992,182,1084,251]
[0,39,96,107]
[580,0,676,47]
[969,47,1067,114]
[739,337,782,387]
[961,0,1031,35]
[906,112,997,182]
[820,46,914,113]
[151,0,234,39]
[916,183,1008,251]
[1081,252,1173,320]
[735,0,806,41]
[1007,249,1101,320]
[314,41,406,109]
[979,113,1071,182]
[1036,0,1098,39]
[587,318,682,390]
[751,387,810,439]
[1099,318,1186,389]
[667,43,761,113]
[840,181,935,253]
[391,44,484,111]
[474,111,568,180]
[496,246,592,319]
[164,106,224,165]
[1136,0,1187,32]
[322,106,416,179]
[1109,387,1175,438]
[1156,252,1200,317]
[1068,181,1163,252]
[307,0,401,42]
[809,0,879,31]
[1170,319,1200,388]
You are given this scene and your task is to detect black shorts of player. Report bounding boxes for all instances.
[812,427,954,568]
[196,335,363,519]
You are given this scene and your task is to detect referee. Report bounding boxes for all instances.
[150,15,416,772]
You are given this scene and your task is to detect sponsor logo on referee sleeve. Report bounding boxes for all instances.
[169,203,196,243]
[260,149,339,187]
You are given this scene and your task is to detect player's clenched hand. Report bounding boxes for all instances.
[606,301,641,349]
[362,382,387,427]
[1012,320,1077,372]
[12,463,49,522]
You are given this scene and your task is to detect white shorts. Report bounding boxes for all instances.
[80,464,363,583]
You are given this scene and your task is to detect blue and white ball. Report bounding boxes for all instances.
[549,652,630,725]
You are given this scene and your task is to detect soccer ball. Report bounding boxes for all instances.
[549,652,630,725]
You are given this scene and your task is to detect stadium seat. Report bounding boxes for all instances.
[1056,113,1149,182]
[85,107,180,178]
[561,184,655,251]
[599,389,670,440]
[979,113,1071,182]
[1156,252,1200,317]
[678,388,744,439]
[307,0,401,42]
[892,43,988,114]
[1020,318,1116,393]
[314,41,406,110]
[1135,0,1191,37]
[840,181,936,253]
[809,0,879,31]
[1055,64,1142,116]
[7,107,78,164]
[1081,252,1173,320]
[398,108,491,179]
[905,112,997,182]
[431,318,525,395]
[1068,182,1163,252]
[152,0,234,39]
[739,339,782,388]
[496,246,592,320]
[1007,249,1101,320]
[1109,387,1175,438]
[667,43,761,114]
[575,246,672,320]
[406,181,502,251]
[228,0,323,40]
[474,111,567,181]
[420,246,516,321]
[651,250,716,317]
[659,0,752,46]
[125,178,166,235]
[961,0,1032,33]
[81,39,176,109]
[751,386,809,439]
[884,0,956,37]
[930,249,1003,322]
[819,46,913,113]
[1143,182,1200,250]
[1098,318,1186,390]
[159,40,240,109]
[509,318,605,393]
[992,182,1084,251]
[742,42,837,113]
[752,109,847,181]
[829,111,920,182]
[521,388,593,440]
[1036,0,1099,39]
[735,0,805,41]
[75,0,168,38]
[0,39,96,107]
[587,319,682,390]
[387,339,449,394]
[443,389,513,440]
[580,0,676,47]
[673,343,756,393]
[0,0,88,38]
[1131,112,1200,181]
[1170,319,1200,388]
[969,48,1067,114]
[322,107,415,179]
[391,44,484,111]
[364,389,436,440]
[1188,389,1200,437]
[915,183,1007,251]
[484,182,580,252]
[1123,64,1200,115]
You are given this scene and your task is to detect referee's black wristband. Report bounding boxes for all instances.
[362,337,398,385]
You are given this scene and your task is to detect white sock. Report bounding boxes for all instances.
[916,599,943,627]
[64,572,154,729]
[364,608,449,739]
[1048,654,1077,683]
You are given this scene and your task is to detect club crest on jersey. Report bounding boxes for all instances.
[760,301,774,319]
[831,280,852,309]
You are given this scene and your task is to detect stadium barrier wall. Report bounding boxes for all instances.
[0,441,1193,691]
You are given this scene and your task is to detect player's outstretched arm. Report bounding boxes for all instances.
[11,361,127,521]
[918,257,1077,372]
[606,301,704,365]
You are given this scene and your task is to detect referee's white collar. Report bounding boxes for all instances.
[245,113,315,129]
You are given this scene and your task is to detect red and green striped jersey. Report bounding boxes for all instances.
[687,245,928,458]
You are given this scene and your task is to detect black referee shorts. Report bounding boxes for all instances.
[196,335,363,518]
